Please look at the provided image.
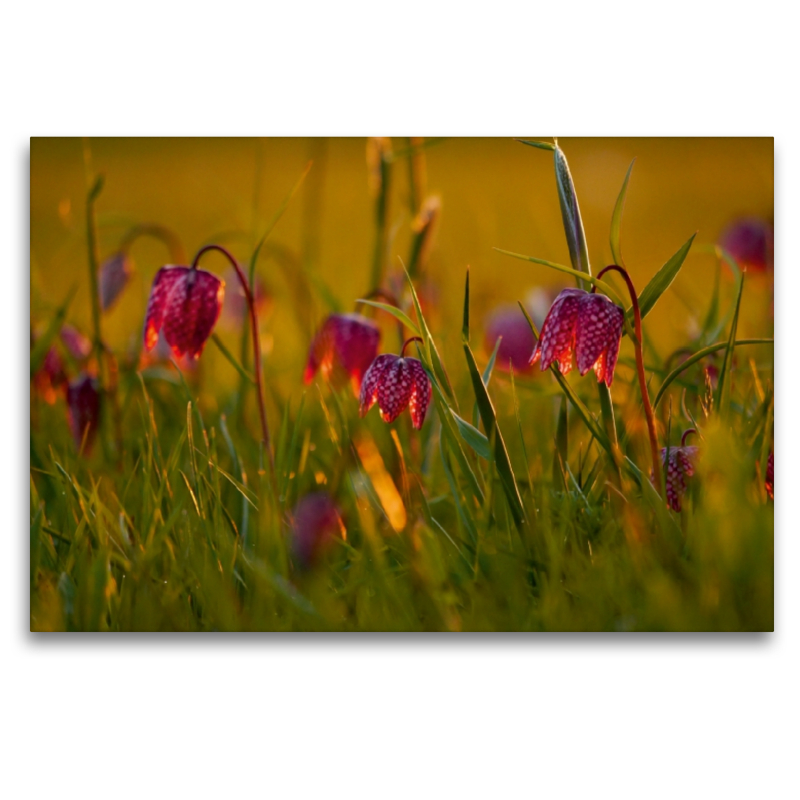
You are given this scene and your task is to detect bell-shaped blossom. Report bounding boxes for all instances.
[530,288,624,386]
[765,451,774,500]
[99,252,133,311]
[719,217,774,273]
[220,265,272,327]
[290,493,343,569]
[660,444,698,512]
[359,353,431,430]
[67,373,101,454]
[484,305,536,373]
[143,266,225,360]
[304,313,380,394]
[60,324,92,361]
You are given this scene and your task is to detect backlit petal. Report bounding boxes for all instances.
[143,266,189,351]
[406,358,432,429]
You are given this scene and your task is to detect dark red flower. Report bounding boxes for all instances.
[99,251,133,312]
[719,217,774,273]
[304,313,381,394]
[143,266,225,360]
[765,451,774,500]
[660,444,698,512]
[67,374,101,454]
[530,288,624,386]
[359,352,431,429]
[484,305,536,373]
[290,493,343,569]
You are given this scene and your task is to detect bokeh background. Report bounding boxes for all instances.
[30,137,774,404]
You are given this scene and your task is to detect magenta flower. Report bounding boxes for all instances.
[304,313,381,394]
[766,451,774,500]
[67,373,101,454]
[484,305,536,373]
[290,493,343,569]
[99,252,133,312]
[530,287,624,386]
[359,339,431,429]
[60,324,91,361]
[719,217,774,273]
[654,430,699,512]
[143,266,225,360]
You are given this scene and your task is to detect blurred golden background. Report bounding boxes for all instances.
[30,137,773,401]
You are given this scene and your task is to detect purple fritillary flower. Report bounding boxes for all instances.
[99,251,133,312]
[766,451,774,500]
[66,373,101,454]
[359,353,431,430]
[719,217,774,273]
[291,493,343,569]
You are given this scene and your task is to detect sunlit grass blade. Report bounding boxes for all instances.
[554,143,591,282]
[355,299,420,336]
[715,273,745,416]
[452,412,491,460]
[211,333,255,385]
[610,159,635,266]
[514,138,555,151]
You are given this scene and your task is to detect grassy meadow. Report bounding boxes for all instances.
[29,136,774,631]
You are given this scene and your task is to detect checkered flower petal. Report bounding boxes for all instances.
[406,358,432,430]
[359,354,396,417]
[305,313,381,394]
[659,445,698,512]
[530,288,585,375]
[160,268,225,359]
[575,292,624,386]
[377,357,415,423]
[765,451,774,500]
[143,266,190,352]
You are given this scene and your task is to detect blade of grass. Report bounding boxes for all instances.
[610,159,636,266]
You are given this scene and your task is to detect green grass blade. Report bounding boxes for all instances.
[452,413,491,460]
[211,333,255,385]
[355,299,420,336]
[30,286,77,377]
[554,143,591,283]
[610,159,636,266]
[514,138,555,151]
[715,274,745,416]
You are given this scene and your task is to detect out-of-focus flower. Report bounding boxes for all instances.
[60,324,92,361]
[67,373,101,454]
[304,313,381,395]
[99,252,134,311]
[719,217,774,273]
[143,266,224,360]
[530,288,624,386]
[359,350,431,430]
[653,432,699,512]
[220,265,272,327]
[290,493,343,569]
[765,451,774,500]
[483,305,535,373]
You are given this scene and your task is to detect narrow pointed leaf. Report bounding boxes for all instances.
[453,413,491,460]
[610,158,636,266]
[355,299,420,337]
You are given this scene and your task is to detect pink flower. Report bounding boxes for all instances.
[766,451,774,500]
[660,443,698,512]
[143,266,225,360]
[99,252,133,311]
[290,493,343,569]
[67,373,101,454]
[719,217,774,273]
[483,305,536,373]
[60,324,91,361]
[530,288,624,386]
[220,265,271,326]
[304,313,381,394]
[359,350,431,430]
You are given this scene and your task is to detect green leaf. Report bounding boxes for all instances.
[452,413,491,460]
[554,143,591,284]
[652,338,772,409]
[211,334,255,385]
[632,233,696,324]
[515,138,555,151]
[355,299,420,337]
[462,267,470,341]
[610,158,635,266]
[715,273,745,416]
[30,286,77,377]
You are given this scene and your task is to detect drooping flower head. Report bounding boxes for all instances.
[655,429,699,513]
[359,338,432,430]
[99,251,134,312]
[67,373,101,454]
[530,287,624,386]
[304,313,381,395]
[220,265,272,327]
[143,265,225,360]
[719,217,774,273]
[765,451,774,500]
[484,304,536,373]
[60,324,92,362]
[290,493,343,570]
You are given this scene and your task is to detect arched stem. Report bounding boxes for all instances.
[401,336,424,357]
[192,244,273,470]
[596,265,662,490]
[120,224,186,263]
[681,428,697,447]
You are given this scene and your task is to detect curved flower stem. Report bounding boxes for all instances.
[681,428,697,447]
[192,244,273,471]
[596,265,662,490]
[120,224,186,263]
[401,336,424,357]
